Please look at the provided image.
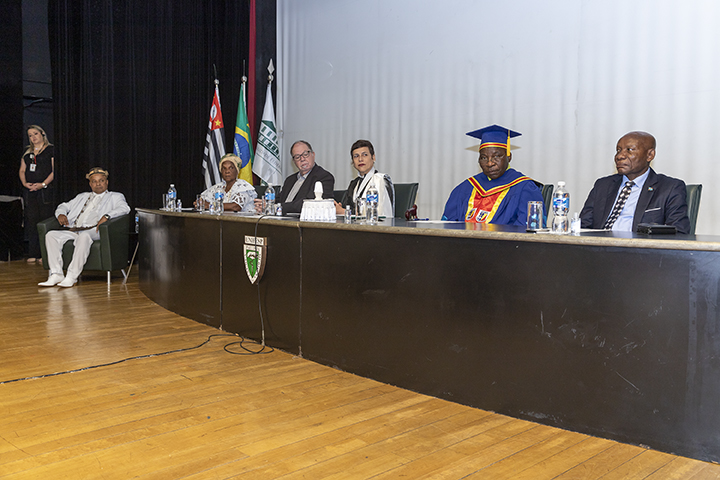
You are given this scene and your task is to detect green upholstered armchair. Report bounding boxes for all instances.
[37,214,130,285]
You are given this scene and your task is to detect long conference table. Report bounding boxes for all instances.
[137,208,720,463]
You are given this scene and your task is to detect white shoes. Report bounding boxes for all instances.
[58,276,77,288]
[38,274,65,287]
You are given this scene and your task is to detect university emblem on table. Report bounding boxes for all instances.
[243,236,268,284]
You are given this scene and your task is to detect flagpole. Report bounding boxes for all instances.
[266,60,276,184]
[202,70,226,190]
[262,61,273,187]
[252,60,281,187]
[233,73,254,184]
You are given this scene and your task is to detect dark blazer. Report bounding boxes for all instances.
[580,168,690,234]
[277,164,335,214]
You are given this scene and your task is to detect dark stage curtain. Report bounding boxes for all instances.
[48,0,250,211]
[0,0,24,197]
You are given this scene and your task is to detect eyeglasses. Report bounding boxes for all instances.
[292,150,313,162]
[478,152,506,164]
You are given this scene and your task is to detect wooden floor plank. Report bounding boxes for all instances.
[202,399,462,478]
[507,436,615,480]
[598,449,680,479]
[463,430,588,478]
[552,443,646,479]
[2,261,719,479]
[645,456,720,480]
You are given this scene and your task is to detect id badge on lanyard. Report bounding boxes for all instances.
[29,153,36,172]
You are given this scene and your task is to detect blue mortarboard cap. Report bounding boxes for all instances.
[466,124,521,155]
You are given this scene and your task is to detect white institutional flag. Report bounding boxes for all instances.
[252,83,282,186]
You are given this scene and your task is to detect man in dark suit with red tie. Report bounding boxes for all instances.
[580,131,690,234]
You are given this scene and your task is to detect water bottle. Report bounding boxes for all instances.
[264,185,276,215]
[135,214,139,234]
[167,184,177,211]
[213,191,224,214]
[366,180,379,225]
[552,181,570,234]
[345,205,352,223]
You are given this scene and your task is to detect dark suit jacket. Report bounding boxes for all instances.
[277,164,335,214]
[580,168,690,234]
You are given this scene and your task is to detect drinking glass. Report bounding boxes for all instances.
[527,201,543,231]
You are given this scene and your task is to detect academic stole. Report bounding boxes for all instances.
[464,176,530,223]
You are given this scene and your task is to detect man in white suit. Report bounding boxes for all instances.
[39,167,130,287]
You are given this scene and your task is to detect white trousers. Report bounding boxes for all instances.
[45,229,100,280]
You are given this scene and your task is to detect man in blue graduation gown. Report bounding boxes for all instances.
[442,125,543,225]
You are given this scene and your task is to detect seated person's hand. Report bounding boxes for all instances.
[253,198,263,214]
[58,214,69,226]
[223,202,243,212]
[96,215,109,231]
[334,201,346,215]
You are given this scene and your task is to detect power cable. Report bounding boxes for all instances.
[0,332,273,385]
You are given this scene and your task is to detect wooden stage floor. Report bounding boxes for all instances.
[1,260,719,479]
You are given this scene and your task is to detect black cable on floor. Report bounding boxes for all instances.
[0,332,272,385]
[223,337,274,355]
[253,213,269,347]
[3,213,282,386]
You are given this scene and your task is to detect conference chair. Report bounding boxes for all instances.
[686,184,702,235]
[533,182,554,216]
[333,190,346,204]
[394,183,419,218]
[37,214,130,285]
[254,185,268,198]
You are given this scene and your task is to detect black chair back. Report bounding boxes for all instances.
[333,190,346,204]
[686,184,702,235]
[254,185,268,198]
[532,181,554,216]
[394,183,419,218]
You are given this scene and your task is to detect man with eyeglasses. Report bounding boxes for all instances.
[277,140,335,214]
[442,124,543,225]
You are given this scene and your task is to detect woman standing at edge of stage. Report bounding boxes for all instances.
[19,125,55,263]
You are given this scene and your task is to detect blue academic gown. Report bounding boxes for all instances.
[442,168,543,225]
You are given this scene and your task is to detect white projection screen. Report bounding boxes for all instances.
[277,0,720,234]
